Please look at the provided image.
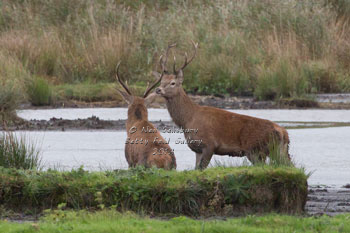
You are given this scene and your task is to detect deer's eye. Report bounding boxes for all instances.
[170,81,176,86]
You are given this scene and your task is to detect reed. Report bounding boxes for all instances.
[1,0,350,100]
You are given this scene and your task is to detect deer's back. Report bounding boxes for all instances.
[125,120,176,169]
[186,106,288,153]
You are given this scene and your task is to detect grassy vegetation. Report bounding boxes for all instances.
[0,132,42,170]
[0,52,27,120]
[1,0,350,107]
[26,77,52,106]
[0,210,349,233]
[0,166,307,216]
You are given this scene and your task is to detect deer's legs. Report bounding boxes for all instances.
[195,148,214,170]
[195,153,202,169]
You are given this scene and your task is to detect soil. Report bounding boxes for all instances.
[2,186,349,222]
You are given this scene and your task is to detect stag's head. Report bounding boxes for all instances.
[115,62,160,121]
[154,41,198,99]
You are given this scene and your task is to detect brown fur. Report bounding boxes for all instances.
[124,97,176,169]
[155,73,290,169]
[115,61,176,170]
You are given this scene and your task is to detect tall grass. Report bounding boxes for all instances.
[0,52,27,120]
[0,131,42,170]
[1,0,350,100]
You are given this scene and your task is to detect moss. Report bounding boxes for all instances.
[0,166,308,217]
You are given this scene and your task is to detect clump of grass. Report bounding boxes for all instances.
[26,77,52,106]
[267,139,294,167]
[0,166,307,216]
[0,131,42,170]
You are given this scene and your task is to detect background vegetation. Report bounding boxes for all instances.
[1,0,350,106]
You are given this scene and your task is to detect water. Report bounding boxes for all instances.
[11,127,350,187]
[17,108,350,122]
[316,93,350,103]
[12,108,350,186]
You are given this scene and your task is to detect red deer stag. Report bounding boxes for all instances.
[153,42,290,169]
[115,61,176,170]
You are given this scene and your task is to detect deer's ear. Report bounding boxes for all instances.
[117,89,133,105]
[177,69,184,84]
[144,92,157,107]
[152,71,161,79]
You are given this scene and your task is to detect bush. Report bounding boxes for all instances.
[0,131,42,170]
[26,77,52,106]
[254,60,309,100]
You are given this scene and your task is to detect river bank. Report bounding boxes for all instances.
[19,94,350,110]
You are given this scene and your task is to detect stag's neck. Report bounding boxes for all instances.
[165,88,198,128]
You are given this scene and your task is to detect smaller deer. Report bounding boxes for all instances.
[115,62,176,170]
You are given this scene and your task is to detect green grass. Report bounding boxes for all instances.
[0,210,349,233]
[1,0,350,103]
[0,131,42,170]
[0,166,308,216]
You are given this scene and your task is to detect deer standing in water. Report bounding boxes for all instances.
[115,61,176,170]
[153,42,290,169]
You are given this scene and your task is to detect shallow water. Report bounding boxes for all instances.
[17,108,350,122]
[12,108,350,186]
[11,126,350,186]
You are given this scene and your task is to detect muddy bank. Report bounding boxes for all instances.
[20,94,350,110]
[2,186,350,222]
[4,116,350,131]
[306,186,350,216]
[1,116,176,131]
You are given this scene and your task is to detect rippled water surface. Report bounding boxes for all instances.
[13,108,350,186]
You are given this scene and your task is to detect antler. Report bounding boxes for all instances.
[174,40,198,73]
[143,58,163,98]
[159,43,176,73]
[115,61,132,95]
[143,43,176,98]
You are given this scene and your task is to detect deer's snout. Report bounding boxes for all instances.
[156,88,162,95]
